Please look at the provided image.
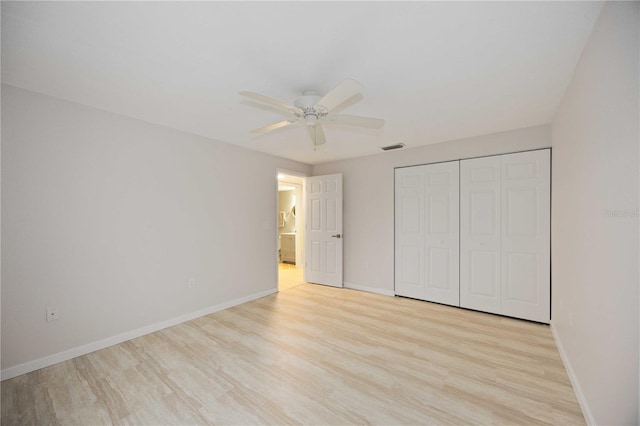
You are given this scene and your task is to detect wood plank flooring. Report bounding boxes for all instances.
[278,263,304,291]
[2,283,584,425]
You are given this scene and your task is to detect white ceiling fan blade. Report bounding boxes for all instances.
[315,79,363,113]
[325,114,385,129]
[250,120,296,134]
[240,91,299,113]
[307,124,326,146]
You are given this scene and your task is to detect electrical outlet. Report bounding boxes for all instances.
[188,278,196,289]
[46,307,59,322]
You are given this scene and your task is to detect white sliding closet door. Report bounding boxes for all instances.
[460,149,550,323]
[460,156,502,315]
[395,161,459,306]
[500,150,550,323]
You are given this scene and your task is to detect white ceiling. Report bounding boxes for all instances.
[1,1,603,165]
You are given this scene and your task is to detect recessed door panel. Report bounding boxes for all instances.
[428,248,451,290]
[401,247,421,285]
[326,241,337,274]
[470,191,496,235]
[506,162,537,180]
[311,199,321,231]
[470,167,496,183]
[401,196,421,234]
[398,246,423,299]
[326,198,337,232]
[469,250,498,298]
[402,175,419,188]
[429,171,450,186]
[428,193,450,234]
[507,188,538,237]
[310,182,322,193]
[311,241,321,272]
[504,252,538,303]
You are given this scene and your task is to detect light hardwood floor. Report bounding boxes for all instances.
[278,262,304,291]
[2,283,584,425]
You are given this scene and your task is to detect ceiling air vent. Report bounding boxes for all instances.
[381,143,405,151]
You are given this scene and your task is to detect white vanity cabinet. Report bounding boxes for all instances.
[280,234,296,264]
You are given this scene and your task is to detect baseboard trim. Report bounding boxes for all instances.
[343,282,395,297]
[1,288,278,381]
[550,322,595,425]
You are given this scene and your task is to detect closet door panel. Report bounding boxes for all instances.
[395,167,424,300]
[460,156,501,314]
[395,162,459,306]
[423,162,459,306]
[501,150,550,323]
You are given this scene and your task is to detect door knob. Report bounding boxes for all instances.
[331,234,342,239]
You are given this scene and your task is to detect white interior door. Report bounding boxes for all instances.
[304,174,343,287]
[460,156,502,315]
[500,150,550,323]
[395,161,459,306]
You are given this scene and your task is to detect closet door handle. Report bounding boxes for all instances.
[331,234,342,239]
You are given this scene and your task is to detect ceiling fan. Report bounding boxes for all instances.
[240,79,384,148]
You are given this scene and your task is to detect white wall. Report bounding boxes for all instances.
[312,124,550,293]
[1,85,311,374]
[551,1,639,425]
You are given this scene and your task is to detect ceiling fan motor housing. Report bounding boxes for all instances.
[294,91,321,108]
[294,91,325,125]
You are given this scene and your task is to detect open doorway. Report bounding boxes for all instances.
[276,170,306,291]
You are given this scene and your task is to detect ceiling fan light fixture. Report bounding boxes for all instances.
[304,114,318,125]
